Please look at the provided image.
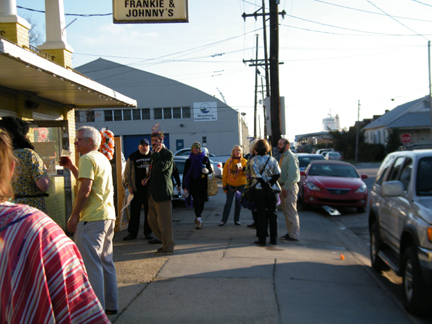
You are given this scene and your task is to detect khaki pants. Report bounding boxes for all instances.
[280,184,300,240]
[148,195,175,251]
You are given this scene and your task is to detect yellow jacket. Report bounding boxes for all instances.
[222,157,248,189]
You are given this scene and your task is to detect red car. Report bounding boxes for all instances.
[300,160,368,213]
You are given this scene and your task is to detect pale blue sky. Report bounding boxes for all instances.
[17,0,432,141]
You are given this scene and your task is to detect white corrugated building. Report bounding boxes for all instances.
[75,58,250,159]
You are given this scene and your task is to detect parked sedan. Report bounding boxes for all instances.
[296,153,325,172]
[326,151,342,160]
[174,148,223,177]
[300,160,368,212]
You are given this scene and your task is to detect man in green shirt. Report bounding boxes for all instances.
[277,138,300,242]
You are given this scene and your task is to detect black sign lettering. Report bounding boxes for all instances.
[168,8,173,17]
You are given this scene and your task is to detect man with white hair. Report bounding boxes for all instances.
[61,126,118,315]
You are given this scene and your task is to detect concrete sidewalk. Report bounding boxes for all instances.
[108,189,413,324]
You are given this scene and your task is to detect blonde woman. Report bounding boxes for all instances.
[219,145,248,226]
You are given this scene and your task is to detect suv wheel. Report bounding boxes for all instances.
[402,245,432,316]
[369,221,389,272]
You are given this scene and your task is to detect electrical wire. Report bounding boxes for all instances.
[365,0,430,41]
[313,0,432,23]
[17,5,111,17]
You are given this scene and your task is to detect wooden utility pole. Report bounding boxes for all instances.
[429,41,432,145]
[269,0,281,147]
[355,100,360,162]
[254,34,259,138]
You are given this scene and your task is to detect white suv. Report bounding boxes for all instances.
[369,149,432,316]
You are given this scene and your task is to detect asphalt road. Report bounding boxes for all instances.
[301,162,432,323]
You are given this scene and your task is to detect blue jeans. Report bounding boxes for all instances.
[221,185,245,223]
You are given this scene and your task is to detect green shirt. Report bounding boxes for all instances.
[278,150,300,190]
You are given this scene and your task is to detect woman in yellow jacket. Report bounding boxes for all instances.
[219,145,248,226]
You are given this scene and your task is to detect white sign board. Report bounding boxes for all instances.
[193,102,218,122]
[113,0,189,24]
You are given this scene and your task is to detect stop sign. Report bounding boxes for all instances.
[401,133,412,144]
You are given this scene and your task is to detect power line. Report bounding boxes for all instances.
[283,13,432,37]
[365,0,430,41]
[17,5,111,17]
[412,0,432,8]
[314,0,432,23]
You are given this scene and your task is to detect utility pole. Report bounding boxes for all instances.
[262,0,270,98]
[429,41,432,145]
[355,100,360,162]
[269,0,281,148]
[254,34,259,138]
[242,1,285,144]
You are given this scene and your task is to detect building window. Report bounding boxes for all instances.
[182,107,191,118]
[173,107,181,119]
[123,109,132,121]
[154,108,162,119]
[133,109,141,120]
[104,110,113,121]
[114,110,122,121]
[163,107,172,119]
[202,136,207,145]
[86,110,95,122]
[142,108,150,120]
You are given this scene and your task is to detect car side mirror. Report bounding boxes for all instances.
[382,180,404,197]
[361,174,368,179]
[300,171,306,176]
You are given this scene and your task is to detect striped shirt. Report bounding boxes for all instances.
[0,202,110,324]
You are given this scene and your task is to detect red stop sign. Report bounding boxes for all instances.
[401,133,412,144]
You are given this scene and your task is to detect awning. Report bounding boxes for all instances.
[0,37,137,109]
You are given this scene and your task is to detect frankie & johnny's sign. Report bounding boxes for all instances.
[113,0,189,24]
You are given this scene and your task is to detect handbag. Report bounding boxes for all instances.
[237,156,270,210]
[207,174,219,196]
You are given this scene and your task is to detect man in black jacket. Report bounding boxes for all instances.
[123,139,153,241]
[147,131,175,254]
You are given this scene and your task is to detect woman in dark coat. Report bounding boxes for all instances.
[183,142,212,229]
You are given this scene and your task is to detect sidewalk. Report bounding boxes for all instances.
[108,189,412,324]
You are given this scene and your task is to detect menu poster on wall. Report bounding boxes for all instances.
[193,102,218,122]
[113,0,189,24]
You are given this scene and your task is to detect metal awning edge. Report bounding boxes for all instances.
[0,39,137,108]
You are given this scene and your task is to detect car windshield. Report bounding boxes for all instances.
[298,156,324,168]
[174,161,185,174]
[308,164,359,178]
[416,157,432,196]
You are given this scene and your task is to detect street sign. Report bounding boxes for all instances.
[401,133,412,144]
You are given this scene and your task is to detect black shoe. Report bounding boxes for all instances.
[254,240,266,246]
[280,235,299,242]
[218,222,225,226]
[280,233,290,240]
[235,221,241,226]
[247,222,256,229]
[148,238,162,244]
[270,240,277,245]
[123,234,137,241]
[106,310,118,315]
[144,234,154,240]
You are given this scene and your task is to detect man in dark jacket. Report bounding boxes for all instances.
[123,139,153,241]
[147,131,175,254]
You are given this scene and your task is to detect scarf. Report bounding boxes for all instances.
[183,151,205,208]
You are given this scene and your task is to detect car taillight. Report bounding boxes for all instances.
[428,227,432,243]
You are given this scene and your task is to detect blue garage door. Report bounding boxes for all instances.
[123,134,170,160]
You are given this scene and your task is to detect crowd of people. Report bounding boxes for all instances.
[0,117,301,321]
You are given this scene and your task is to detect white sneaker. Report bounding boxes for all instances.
[195,219,203,229]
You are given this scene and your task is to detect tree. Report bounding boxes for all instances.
[23,15,44,47]
[386,128,401,153]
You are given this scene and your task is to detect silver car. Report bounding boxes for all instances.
[369,149,432,316]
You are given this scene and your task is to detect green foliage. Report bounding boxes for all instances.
[329,128,385,161]
[386,128,402,154]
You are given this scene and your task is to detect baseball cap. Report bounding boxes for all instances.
[139,139,149,146]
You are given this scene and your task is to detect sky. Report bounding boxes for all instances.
[16,0,432,142]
